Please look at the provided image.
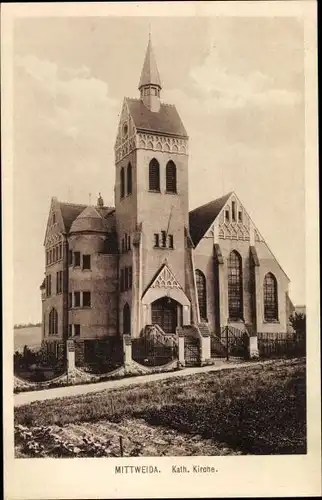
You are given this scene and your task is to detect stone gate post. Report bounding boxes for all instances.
[177,331,185,368]
[249,334,259,359]
[66,339,76,380]
[200,334,211,365]
[123,334,133,367]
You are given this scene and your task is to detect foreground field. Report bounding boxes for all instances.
[15,358,306,457]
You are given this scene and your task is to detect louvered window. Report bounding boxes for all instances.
[166,161,177,193]
[149,159,160,191]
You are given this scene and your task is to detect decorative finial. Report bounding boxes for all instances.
[89,193,92,206]
[149,22,151,40]
[97,192,104,208]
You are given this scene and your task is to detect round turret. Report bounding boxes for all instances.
[70,205,108,234]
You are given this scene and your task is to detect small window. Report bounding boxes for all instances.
[161,230,167,248]
[74,324,80,337]
[68,250,73,266]
[59,244,62,260]
[68,325,72,337]
[168,235,174,249]
[83,255,91,270]
[225,210,230,222]
[74,252,81,267]
[127,234,131,251]
[151,87,157,96]
[232,201,236,222]
[74,291,80,307]
[83,291,91,308]
[53,213,56,224]
[124,267,129,290]
[68,293,72,308]
[120,269,125,292]
[56,272,59,294]
[127,163,132,196]
[144,88,149,96]
[120,167,125,199]
[238,211,243,223]
[128,267,133,289]
[49,249,53,264]
[46,251,49,265]
[154,233,160,248]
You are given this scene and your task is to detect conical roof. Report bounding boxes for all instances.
[138,35,162,89]
[70,205,108,234]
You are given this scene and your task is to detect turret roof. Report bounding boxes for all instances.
[70,205,110,234]
[138,35,162,89]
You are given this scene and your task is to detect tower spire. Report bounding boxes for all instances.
[138,33,162,112]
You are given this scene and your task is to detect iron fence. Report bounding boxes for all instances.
[80,338,124,372]
[257,332,305,358]
[132,335,178,366]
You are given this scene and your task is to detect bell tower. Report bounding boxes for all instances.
[114,35,190,337]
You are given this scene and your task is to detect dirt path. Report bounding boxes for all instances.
[15,359,279,407]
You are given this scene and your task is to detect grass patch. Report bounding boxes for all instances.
[15,358,306,455]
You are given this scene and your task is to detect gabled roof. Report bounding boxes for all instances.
[138,35,162,89]
[189,192,232,246]
[126,98,188,138]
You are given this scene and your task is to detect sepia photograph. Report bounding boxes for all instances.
[3,2,320,499]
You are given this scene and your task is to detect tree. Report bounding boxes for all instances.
[289,312,306,338]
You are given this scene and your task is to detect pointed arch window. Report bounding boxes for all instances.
[264,273,278,321]
[166,160,177,193]
[127,163,132,196]
[120,167,125,199]
[123,303,131,334]
[149,158,160,192]
[228,250,243,320]
[49,308,58,335]
[195,269,207,321]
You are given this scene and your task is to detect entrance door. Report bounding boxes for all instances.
[151,297,177,333]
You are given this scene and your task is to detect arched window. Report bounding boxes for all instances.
[120,167,125,199]
[123,303,131,334]
[195,269,207,321]
[127,163,132,195]
[49,308,58,335]
[228,250,243,320]
[166,160,177,193]
[149,158,160,191]
[264,273,278,321]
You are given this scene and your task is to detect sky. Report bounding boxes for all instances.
[13,16,305,324]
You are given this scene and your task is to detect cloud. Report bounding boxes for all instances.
[15,54,118,140]
[185,47,301,111]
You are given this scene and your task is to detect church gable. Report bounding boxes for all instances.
[142,263,183,298]
[44,197,66,247]
[114,99,137,163]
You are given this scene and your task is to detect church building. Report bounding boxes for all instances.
[41,35,292,355]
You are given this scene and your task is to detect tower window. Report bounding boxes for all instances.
[154,233,160,248]
[128,267,133,289]
[168,235,174,249]
[166,161,177,193]
[52,213,56,224]
[74,324,80,337]
[120,167,125,199]
[68,293,72,308]
[225,209,230,222]
[161,230,167,248]
[120,269,125,292]
[238,210,243,223]
[56,271,63,294]
[83,291,91,308]
[228,250,243,320]
[149,158,160,192]
[127,163,132,196]
[82,255,91,270]
[232,201,236,222]
[68,250,73,266]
